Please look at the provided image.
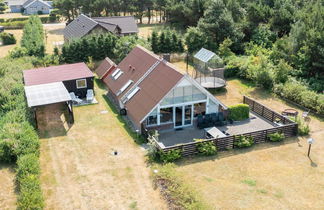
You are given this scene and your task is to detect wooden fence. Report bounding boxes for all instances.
[148,96,298,157]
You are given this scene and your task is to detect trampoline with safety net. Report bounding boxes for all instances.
[193,48,226,89]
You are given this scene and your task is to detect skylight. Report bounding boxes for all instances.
[114,71,123,80]
[123,86,140,103]
[117,80,133,96]
[111,68,121,77]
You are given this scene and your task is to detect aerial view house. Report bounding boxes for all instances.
[97,46,228,134]
[7,0,52,14]
[64,14,138,42]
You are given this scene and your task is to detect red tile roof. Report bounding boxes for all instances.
[95,57,117,79]
[23,63,93,86]
[103,45,183,128]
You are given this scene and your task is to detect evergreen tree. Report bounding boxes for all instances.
[21,16,45,57]
[151,31,160,53]
[185,27,207,54]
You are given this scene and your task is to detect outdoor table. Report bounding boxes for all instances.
[204,127,227,139]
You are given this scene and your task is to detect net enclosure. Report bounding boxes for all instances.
[24,82,71,107]
[193,48,226,89]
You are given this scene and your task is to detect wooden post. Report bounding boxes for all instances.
[252,101,255,111]
[262,106,265,117]
[271,112,274,122]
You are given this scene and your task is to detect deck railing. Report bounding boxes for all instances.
[148,96,298,157]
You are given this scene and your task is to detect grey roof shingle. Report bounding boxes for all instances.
[64,14,138,41]
[63,14,99,41]
[93,16,138,34]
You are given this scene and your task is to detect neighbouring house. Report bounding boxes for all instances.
[23,0,52,15]
[96,45,228,133]
[63,14,138,42]
[7,0,52,14]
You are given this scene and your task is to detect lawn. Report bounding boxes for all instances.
[0,24,64,58]
[172,78,324,209]
[0,163,17,209]
[38,79,167,209]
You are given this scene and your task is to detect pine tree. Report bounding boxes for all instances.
[151,31,159,53]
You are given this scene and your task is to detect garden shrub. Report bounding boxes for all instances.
[17,174,44,210]
[228,104,249,121]
[159,149,182,163]
[267,132,284,142]
[9,47,29,58]
[295,118,310,136]
[195,139,217,156]
[273,80,324,115]
[234,135,254,148]
[16,154,40,183]
[0,32,16,45]
[0,139,16,162]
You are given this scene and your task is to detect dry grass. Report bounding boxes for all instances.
[0,13,49,19]
[175,79,324,209]
[0,24,64,58]
[39,79,167,209]
[0,164,17,210]
[138,23,165,39]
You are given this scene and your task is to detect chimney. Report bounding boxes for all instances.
[162,54,171,62]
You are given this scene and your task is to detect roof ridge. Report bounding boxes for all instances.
[80,14,98,25]
[135,45,161,60]
[93,16,135,19]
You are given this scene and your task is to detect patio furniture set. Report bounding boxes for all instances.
[197,112,227,129]
[70,89,95,105]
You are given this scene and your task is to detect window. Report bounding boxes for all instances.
[114,71,123,80]
[76,79,87,89]
[160,107,173,123]
[111,68,123,80]
[146,108,158,126]
[112,68,121,77]
[161,84,207,106]
[194,103,206,117]
[117,80,133,96]
[123,86,140,103]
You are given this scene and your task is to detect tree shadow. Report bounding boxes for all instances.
[46,28,64,35]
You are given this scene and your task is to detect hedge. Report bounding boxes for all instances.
[17,175,44,210]
[0,32,16,45]
[0,57,44,209]
[228,104,250,121]
[0,15,59,29]
[273,81,324,115]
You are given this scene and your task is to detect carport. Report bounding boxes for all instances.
[24,82,74,129]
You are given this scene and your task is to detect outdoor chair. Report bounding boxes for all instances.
[205,114,214,127]
[70,92,82,104]
[86,89,94,102]
[210,113,219,124]
[197,115,205,129]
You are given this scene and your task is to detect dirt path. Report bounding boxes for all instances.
[0,164,17,210]
[39,82,166,210]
